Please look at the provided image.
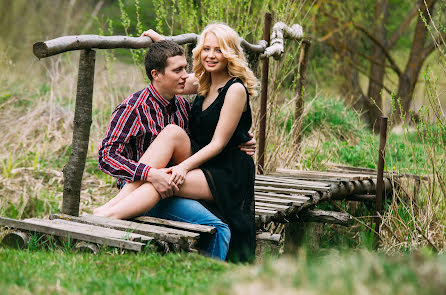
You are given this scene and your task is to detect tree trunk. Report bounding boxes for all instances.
[393,0,437,123]
[366,0,389,132]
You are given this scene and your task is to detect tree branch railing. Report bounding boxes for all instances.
[33,20,307,216]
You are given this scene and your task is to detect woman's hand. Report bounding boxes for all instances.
[166,164,189,186]
[141,29,165,42]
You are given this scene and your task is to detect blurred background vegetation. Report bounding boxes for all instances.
[0,0,445,294]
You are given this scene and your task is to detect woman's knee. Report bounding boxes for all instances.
[163,124,186,136]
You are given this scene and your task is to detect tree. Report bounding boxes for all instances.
[313,0,445,131]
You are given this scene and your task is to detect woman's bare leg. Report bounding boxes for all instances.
[94,125,192,214]
[96,169,213,219]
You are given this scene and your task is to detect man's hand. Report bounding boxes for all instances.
[141,29,165,42]
[238,132,256,157]
[147,168,178,199]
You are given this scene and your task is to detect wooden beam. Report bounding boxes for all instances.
[62,49,95,216]
[133,216,216,234]
[300,209,352,226]
[33,33,266,59]
[0,217,146,251]
[50,214,198,249]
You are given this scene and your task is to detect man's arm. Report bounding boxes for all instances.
[238,132,256,156]
[98,103,178,198]
[98,104,151,183]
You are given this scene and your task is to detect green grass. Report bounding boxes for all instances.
[218,249,446,295]
[1,247,445,295]
[0,248,230,295]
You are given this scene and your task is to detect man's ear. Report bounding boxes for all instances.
[151,69,160,81]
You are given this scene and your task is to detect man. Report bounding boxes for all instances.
[97,40,255,260]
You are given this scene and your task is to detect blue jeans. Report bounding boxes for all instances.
[143,197,230,261]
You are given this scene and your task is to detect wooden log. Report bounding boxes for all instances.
[1,231,29,249]
[133,216,216,234]
[62,49,95,216]
[75,241,99,254]
[375,116,388,238]
[257,12,272,174]
[0,217,146,252]
[300,209,352,226]
[33,34,266,59]
[262,22,304,59]
[294,39,311,151]
[256,232,281,244]
[50,214,198,249]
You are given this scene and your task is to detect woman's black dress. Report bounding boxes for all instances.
[189,77,256,263]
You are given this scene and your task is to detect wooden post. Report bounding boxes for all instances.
[258,12,272,174]
[294,40,311,150]
[374,116,388,235]
[62,49,96,216]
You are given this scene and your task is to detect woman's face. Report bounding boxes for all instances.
[200,32,228,73]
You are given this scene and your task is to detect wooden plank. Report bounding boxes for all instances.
[255,191,310,202]
[255,180,330,192]
[50,214,199,245]
[133,216,216,234]
[255,201,289,210]
[0,217,145,252]
[256,174,332,186]
[255,185,317,196]
[27,218,152,243]
[254,196,295,205]
[255,209,277,216]
[275,168,373,181]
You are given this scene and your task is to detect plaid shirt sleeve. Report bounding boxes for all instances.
[98,104,151,183]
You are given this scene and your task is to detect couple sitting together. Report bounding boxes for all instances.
[94,24,257,263]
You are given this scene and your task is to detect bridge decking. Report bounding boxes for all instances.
[1,167,393,254]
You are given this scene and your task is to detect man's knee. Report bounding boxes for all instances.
[215,222,231,244]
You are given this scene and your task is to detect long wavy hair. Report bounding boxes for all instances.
[192,23,258,97]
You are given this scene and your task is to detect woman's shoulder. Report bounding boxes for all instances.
[226,78,248,97]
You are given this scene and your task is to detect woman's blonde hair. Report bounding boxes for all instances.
[192,23,258,97]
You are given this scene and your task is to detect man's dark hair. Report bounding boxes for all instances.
[145,40,185,81]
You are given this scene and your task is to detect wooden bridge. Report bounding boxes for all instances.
[0,165,394,254]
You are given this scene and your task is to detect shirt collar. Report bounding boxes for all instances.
[148,83,171,107]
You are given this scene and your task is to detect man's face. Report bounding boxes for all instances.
[152,55,188,99]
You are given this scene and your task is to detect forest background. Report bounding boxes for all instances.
[0,0,445,294]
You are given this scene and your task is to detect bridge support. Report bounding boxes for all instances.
[62,49,96,216]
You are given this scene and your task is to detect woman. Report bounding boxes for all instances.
[95,24,257,262]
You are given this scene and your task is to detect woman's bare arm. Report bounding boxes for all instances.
[168,83,247,184]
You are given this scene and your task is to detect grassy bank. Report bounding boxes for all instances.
[1,247,445,295]
[0,248,229,294]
